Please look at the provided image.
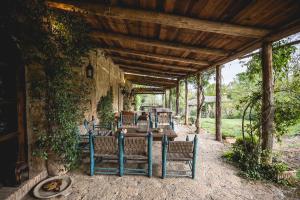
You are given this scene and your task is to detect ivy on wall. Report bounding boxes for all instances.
[2,0,94,168]
[97,87,114,128]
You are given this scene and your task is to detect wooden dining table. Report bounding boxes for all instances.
[115,127,177,141]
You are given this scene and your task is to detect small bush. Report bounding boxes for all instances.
[223,136,290,183]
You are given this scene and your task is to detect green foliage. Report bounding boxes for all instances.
[3,0,93,168]
[223,136,289,183]
[97,87,114,127]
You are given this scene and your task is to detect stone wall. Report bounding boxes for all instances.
[25,49,127,175]
[82,49,126,123]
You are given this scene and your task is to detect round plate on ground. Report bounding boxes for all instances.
[33,175,72,199]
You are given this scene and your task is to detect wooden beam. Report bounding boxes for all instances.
[112,56,197,72]
[91,31,228,56]
[47,1,270,38]
[123,70,179,79]
[216,18,300,66]
[125,74,177,86]
[118,64,186,76]
[102,47,210,66]
[169,89,172,109]
[184,78,188,125]
[175,80,179,115]
[215,65,222,142]
[132,87,165,94]
[195,73,202,134]
[261,42,274,163]
[164,90,168,108]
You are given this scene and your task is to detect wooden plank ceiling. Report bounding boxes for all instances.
[47,0,300,88]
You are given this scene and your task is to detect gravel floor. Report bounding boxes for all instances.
[24,125,298,200]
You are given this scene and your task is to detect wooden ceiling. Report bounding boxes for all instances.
[47,0,300,88]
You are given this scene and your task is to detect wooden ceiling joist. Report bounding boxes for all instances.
[123,70,179,79]
[132,87,165,95]
[102,47,210,66]
[47,1,270,38]
[91,31,228,56]
[118,64,186,76]
[125,74,177,86]
[112,57,198,72]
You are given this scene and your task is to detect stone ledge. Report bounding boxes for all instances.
[0,170,48,200]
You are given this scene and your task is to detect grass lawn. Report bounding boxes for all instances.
[200,118,245,138]
[200,118,300,138]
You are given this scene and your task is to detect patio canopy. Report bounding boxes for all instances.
[47,0,300,88]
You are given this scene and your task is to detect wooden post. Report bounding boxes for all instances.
[195,73,201,134]
[215,65,222,142]
[175,80,179,115]
[164,90,168,108]
[168,89,172,109]
[261,42,274,163]
[184,78,189,125]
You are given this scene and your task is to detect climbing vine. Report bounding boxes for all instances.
[2,0,93,168]
[97,87,114,128]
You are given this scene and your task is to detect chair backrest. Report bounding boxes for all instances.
[121,111,136,127]
[124,137,147,155]
[93,136,118,155]
[94,125,112,136]
[168,141,194,153]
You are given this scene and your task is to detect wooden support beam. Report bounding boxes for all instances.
[102,47,210,66]
[125,74,177,87]
[112,56,198,72]
[164,90,168,108]
[169,89,172,109]
[175,80,180,115]
[215,65,222,142]
[261,42,274,163]
[195,73,203,134]
[91,31,228,56]
[184,78,188,125]
[47,1,270,38]
[132,87,165,94]
[123,70,179,79]
[118,64,185,76]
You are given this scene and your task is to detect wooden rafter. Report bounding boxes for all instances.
[132,87,165,95]
[91,31,228,56]
[112,57,198,72]
[122,70,180,79]
[125,74,177,87]
[102,47,210,66]
[118,64,186,76]
[47,0,270,38]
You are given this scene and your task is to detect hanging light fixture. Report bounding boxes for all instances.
[86,60,94,79]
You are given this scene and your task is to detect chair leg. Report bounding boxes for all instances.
[162,135,167,179]
[119,132,124,177]
[148,133,153,177]
[89,133,94,176]
[192,135,199,179]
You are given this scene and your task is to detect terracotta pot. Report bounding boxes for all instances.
[46,154,68,176]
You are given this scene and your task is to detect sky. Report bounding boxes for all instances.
[218,33,300,85]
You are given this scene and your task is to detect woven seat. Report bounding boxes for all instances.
[124,137,147,156]
[167,153,193,161]
[94,136,118,156]
[162,135,198,179]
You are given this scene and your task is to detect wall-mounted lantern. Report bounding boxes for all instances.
[86,60,94,79]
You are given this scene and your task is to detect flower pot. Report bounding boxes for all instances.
[46,154,68,177]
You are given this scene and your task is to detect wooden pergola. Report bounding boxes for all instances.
[47,0,300,151]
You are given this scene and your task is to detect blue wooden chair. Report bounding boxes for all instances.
[89,132,121,175]
[119,132,153,177]
[162,135,198,179]
[118,111,138,128]
[155,112,174,130]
